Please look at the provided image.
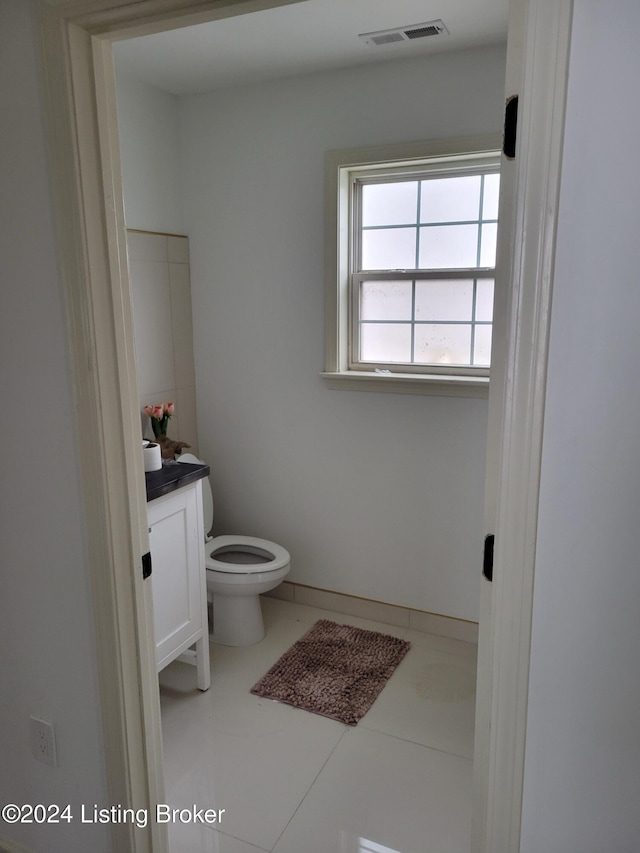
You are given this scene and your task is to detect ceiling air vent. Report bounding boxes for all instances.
[358,20,449,48]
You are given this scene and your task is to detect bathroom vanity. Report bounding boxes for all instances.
[146,461,210,691]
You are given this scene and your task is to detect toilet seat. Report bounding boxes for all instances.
[206,534,290,575]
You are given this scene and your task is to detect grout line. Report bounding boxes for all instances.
[267,727,350,851]
[200,823,271,852]
[126,227,188,239]
[357,723,474,763]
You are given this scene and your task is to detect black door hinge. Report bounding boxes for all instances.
[483,534,495,582]
[142,551,152,580]
[503,95,518,160]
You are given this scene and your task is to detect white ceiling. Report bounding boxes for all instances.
[112,0,508,95]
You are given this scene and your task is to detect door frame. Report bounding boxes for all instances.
[471,1,573,850]
[36,1,573,851]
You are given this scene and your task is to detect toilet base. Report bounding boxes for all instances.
[211,593,265,646]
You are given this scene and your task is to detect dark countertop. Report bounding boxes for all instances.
[145,460,209,503]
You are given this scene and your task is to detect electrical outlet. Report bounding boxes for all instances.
[29,716,57,766]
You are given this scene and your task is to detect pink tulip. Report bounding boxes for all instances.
[164,402,175,416]
[143,405,153,417]
[152,405,164,419]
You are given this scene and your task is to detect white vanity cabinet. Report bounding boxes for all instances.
[147,479,210,691]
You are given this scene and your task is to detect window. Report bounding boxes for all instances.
[324,136,502,396]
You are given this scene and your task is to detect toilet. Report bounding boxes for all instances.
[178,454,290,646]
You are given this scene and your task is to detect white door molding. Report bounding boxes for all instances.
[37,7,165,852]
[473,1,573,851]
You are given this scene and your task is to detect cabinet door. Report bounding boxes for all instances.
[148,485,204,669]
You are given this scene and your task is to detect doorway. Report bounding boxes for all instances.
[115,9,494,847]
[38,1,572,850]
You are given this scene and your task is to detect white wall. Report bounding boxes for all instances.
[521,2,640,849]
[128,230,200,453]
[180,46,506,621]
[115,69,184,234]
[0,2,111,851]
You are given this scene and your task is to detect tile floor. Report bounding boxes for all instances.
[159,597,477,853]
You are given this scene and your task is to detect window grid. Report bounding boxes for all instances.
[353,171,498,371]
[356,282,493,367]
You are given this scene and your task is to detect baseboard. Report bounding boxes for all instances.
[264,581,478,645]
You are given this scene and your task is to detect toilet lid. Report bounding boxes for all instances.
[207,535,290,574]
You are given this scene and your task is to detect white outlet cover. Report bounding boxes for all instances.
[29,715,57,767]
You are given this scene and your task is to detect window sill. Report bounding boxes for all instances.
[320,370,489,398]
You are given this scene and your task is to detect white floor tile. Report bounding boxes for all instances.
[272,727,472,853]
[164,716,345,849]
[161,598,476,853]
[360,642,477,758]
[168,821,268,853]
[403,626,478,659]
[160,649,346,849]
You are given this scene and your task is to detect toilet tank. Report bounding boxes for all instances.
[177,453,214,538]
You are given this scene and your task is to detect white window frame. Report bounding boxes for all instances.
[323,134,502,397]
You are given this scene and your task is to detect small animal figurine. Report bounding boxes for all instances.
[156,434,191,460]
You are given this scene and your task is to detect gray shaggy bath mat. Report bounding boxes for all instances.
[250,619,411,725]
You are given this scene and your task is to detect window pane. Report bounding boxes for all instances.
[361,281,412,320]
[414,324,472,365]
[420,175,481,223]
[479,223,498,267]
[475,279,494,322]
[482,173,500,220]
[415,279,473,321]
[362,181,418,227]
[419,224,479,268]
[473,325,492,366]
[361,227,416,270]
[360,323,411,363]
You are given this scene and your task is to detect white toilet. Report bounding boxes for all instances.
[178,454,290,646]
